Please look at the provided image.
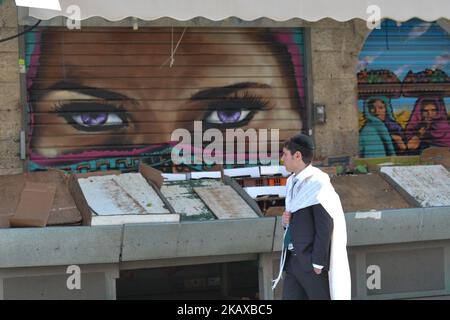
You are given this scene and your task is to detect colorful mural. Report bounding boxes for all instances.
[358,19,450,158]
[25,27,306,172]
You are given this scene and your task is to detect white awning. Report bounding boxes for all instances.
[23,0,450,22]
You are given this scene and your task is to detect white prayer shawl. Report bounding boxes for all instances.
[272,165,351,300]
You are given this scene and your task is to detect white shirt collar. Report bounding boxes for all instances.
[292,164,314,184]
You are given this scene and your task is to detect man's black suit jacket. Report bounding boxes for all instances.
[288,203,334,272]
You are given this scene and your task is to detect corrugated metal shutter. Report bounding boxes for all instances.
[25,27,306,172]
[357,19,450,158]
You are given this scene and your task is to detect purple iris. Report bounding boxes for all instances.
[80,113,108,126]
[217,110,241,123]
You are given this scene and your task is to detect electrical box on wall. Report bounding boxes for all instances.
[314,104,326,124]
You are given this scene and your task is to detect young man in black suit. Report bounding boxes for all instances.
[276,133,351,300]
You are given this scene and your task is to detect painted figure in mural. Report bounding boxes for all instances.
[26,28,305,171]
[359,96,406,158]
[357,19,450,158]
[405,97,450,154]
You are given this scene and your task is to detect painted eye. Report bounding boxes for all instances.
[205,110,251,124]
[72,113,124,127]
[54,102,129,132]
[200,92,271,128]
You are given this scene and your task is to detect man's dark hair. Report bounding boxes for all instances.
[283,133,315,165]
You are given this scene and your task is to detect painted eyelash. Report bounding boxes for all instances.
[207,95,273,114]
[220,91,273,110]
[52,101,128,115]
[203,95,271,129]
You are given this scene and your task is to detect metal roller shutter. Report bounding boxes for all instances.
[25,27,307,172]
[358,19,450,158]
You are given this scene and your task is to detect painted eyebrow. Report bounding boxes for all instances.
[190,82,271,101]
[46,81,133,101]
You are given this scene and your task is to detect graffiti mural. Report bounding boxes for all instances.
[25,27,306,172]
[358,19,450,158]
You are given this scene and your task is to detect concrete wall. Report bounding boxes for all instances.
[307,19,370,160]
[0,0,22,175]
[3,207,450,300]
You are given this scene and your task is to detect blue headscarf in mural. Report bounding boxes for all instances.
[359,96,404,157]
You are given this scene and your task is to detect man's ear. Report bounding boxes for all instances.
[295,151,302,160]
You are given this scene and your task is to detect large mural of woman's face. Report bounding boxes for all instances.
[357,19,450,158]
[26,28,306,172]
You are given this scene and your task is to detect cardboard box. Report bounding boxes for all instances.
[68,163,179,226]
[0,170,83,228]
[9,182,56,227]
[264,206,284,217]
[0,215,10,228]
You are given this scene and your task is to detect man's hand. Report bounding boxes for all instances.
[314,268,322,275]
[282,211,291,227]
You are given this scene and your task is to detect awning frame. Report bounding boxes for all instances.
[17,0,450,26]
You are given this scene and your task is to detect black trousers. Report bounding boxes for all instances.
[282,251,331,300]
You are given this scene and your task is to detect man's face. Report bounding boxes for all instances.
[281,147,300,173]
[29,28,303,164]
[422,103,437,124]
